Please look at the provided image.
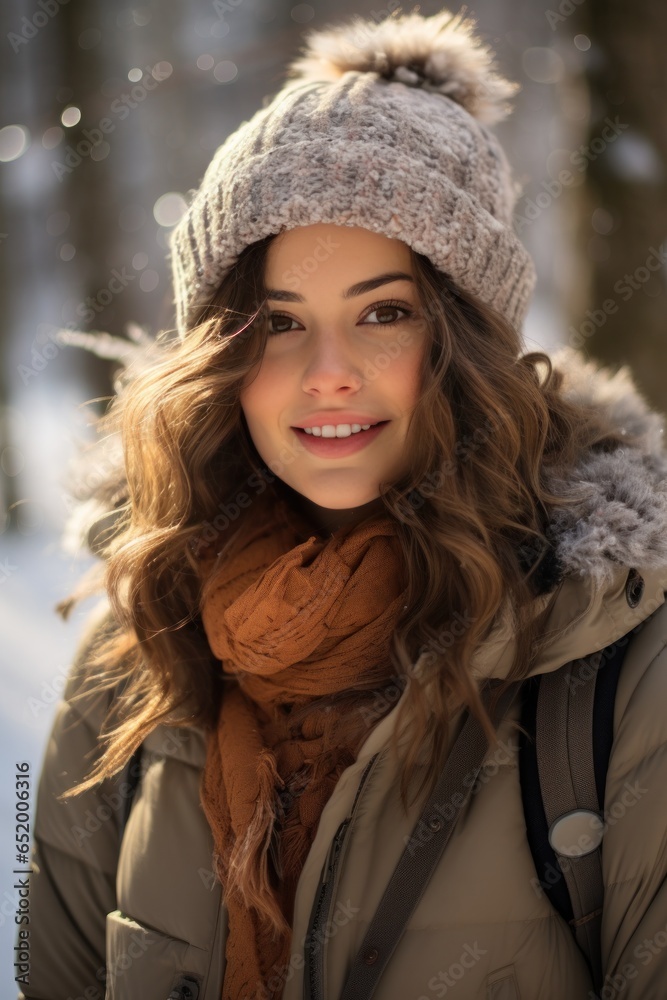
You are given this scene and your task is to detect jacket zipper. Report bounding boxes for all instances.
[304,752,382,1000]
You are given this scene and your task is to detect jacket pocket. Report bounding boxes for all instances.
[486,964,521,1000]
[105,909,206,999]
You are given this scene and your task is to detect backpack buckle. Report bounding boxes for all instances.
[548,808,604,858]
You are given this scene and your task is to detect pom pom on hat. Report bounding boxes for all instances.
[284,6,520,125]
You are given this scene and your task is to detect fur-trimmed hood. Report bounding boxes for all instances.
[465,345,667,683]
[542,346,667,590]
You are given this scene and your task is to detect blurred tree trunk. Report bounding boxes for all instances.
[56,1,118,398]
[577,0,667,412]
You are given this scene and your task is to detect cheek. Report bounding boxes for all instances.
[391,342,425,408]
[239,361,271,423]
[239,394,264,455]
[239,359,286,447]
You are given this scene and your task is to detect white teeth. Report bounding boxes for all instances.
[303,422,374,437]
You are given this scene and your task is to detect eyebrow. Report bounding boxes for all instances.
[265,271,415,303]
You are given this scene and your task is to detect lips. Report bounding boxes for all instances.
[292,420,389,458]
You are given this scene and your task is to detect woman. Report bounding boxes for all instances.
[20,8,667,1000]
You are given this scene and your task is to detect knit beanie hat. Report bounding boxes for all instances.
[168,7,536,341]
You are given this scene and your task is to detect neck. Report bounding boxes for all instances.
[275,481,387,537]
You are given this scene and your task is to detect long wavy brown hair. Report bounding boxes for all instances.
[58,231,633,814]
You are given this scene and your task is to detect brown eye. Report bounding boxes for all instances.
[363,300,413,326]
[268,313,299,335]
[369,306,401,324]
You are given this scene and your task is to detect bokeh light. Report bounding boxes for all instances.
[61,106,82,128]
[153,192,187,227]
[522,47,565,85]
[213,61,238,84]
[90,142,111,163]
[606,131,665,183]
[139,269,159,292]
[133,7,151,26]
[0,125,30,162]
[41,126,63,149]
[591,208,614,235]
[153,61,173,79]
[58,243,76,261]
[211,20,230,39]
[574,34,591,51]
[1,447,25,478]
[132,251,149,270]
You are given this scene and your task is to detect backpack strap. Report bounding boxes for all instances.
[107,669,145,843]
[119,742,144,841]
[520,632,631,994]
[536,653,606,989]
[337,680,521,1000]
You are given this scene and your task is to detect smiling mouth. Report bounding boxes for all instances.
[293,420,390,437]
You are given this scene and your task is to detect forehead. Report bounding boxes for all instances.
[264,223,414,281]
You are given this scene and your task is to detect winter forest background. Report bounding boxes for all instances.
[1,0,666,990]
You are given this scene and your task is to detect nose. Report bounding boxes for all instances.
[300,330,364,395]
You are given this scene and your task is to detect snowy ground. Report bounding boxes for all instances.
[0,530,98,998]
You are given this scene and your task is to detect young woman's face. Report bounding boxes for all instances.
[239,223,428,529]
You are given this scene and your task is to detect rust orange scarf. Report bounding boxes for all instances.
[196,488,408,1000]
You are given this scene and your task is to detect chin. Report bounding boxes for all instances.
[295,482,380,512]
